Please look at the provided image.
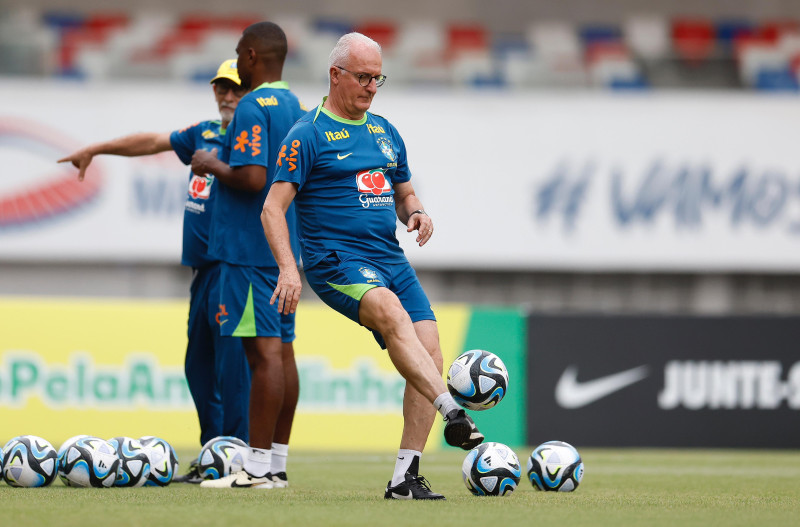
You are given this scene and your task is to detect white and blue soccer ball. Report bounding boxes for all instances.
[447,350,509,411]
[2,435,58,487]
[57,435,89,462]
[139,436,179,486]
[56,435,89,486]
[197,436,248,480]
[462,441,521,496]
[527,440,584,492]
[108,437,151,487]
[58,436,120,488]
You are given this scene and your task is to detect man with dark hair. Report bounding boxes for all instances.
[191,22,307,489]
[261,32,483,500]
[57,61,259,483]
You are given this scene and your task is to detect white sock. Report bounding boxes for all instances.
[244,447,271,478]
[391,449,421,487]
[271,443,289,474]
[433,392,461,419]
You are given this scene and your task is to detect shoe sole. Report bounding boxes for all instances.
[444,422,485,450]
[384,495,446,500]
[200,483,273,489]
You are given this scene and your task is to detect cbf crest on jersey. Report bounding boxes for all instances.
[376,137,397,163]
[359,267,379,280]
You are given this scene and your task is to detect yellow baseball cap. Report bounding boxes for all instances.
[210,59,241,85]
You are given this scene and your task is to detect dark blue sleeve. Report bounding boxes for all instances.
[389,122,411,184]
[169,123,201,165]
[274,120,317,191]
[227,99,269,168]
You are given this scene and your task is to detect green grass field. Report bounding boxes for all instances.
[3,448,799,527]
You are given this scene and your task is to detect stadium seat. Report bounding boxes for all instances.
[754,67,799,91]
[393,20,448,84]
[671,18,716,62]
[579,24,622,47]
[715,19,755,53]
[313,17,353,37]
[526,21,587,87]
[737,42,788,87]
[446,23,488,58]
[354,21,398,50]
[624,14,670,61]
[585,41,645,89]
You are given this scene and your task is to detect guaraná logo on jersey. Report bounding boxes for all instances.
[376,137,397,163]
[0,120,104,230]
[188,174,213,200]
[356,168,391,195]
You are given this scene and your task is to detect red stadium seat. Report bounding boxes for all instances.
[584,41,629,65]
[671,18,715,61]
[447,23,488,58]
[355,21,398,49]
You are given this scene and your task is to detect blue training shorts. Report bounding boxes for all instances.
[304,252,435,348]
[217,262,295,341]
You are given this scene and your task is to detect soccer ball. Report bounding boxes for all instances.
[447,350,509,410]
[197,436,248,480]
[527,440,584,492]
[108,437,151,487]
[461,442,521,496]
[56,435,89,486]
[139,436,179,486]
[2,435,58,487]
[58,436,120,488]
[57,435,89,459]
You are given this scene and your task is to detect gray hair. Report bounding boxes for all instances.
[328,32,382,71]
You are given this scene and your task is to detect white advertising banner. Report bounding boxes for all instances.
[1,79,799,271]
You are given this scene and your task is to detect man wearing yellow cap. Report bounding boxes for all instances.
[58,60,284,483]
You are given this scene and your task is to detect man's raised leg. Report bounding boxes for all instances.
[358,288,483,450]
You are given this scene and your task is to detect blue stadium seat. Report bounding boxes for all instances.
[754,68,800,91]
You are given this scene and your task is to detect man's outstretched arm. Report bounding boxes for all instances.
[57,132,172,181]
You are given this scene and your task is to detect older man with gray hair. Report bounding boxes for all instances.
[261,32,484,500]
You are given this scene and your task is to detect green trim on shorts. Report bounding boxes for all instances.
[232,284,257,337]
[327,281,377,301]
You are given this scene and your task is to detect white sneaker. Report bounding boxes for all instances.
[200,470,273,489]
[271,472,288,488]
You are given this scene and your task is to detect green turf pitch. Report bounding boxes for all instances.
[3,449,799,527]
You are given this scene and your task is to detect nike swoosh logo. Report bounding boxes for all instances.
[337,152,352,160]
[391,491,412,499]
[555,365,649,409]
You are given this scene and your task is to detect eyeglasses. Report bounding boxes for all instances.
[335,66,387,87]
[214,83,247,97]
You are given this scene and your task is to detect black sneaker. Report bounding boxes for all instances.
[384,473,445,500]
[173,460,203,484]
[443,409,484,450]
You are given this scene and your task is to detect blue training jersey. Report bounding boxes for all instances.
[169,120,226,268]
[273,100,411,270]
[211,81,306,267]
